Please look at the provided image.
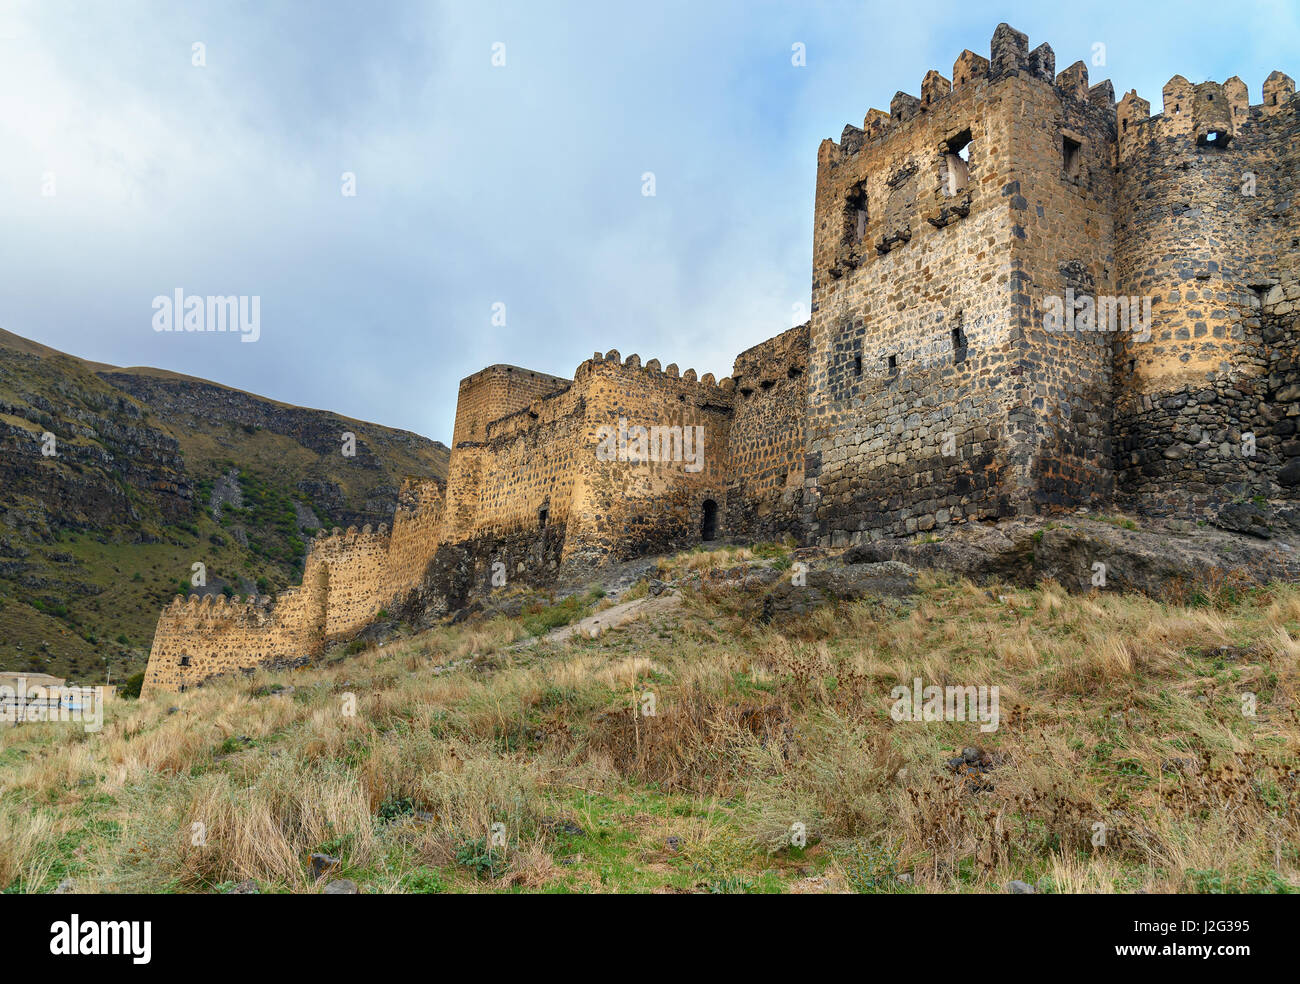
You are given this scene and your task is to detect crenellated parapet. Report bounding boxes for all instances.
[143,467,449,695]
[574,349,734,396]
[1116,71,1295,162]
[820,24,1115,170]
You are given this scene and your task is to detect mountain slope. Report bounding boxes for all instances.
[0,328,448,683]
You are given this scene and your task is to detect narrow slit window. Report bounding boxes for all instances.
[844,181,868,244]
[886,354,898,371]
[853,355,863,377]
[1063,136,1082,180]
[951,322,968,362]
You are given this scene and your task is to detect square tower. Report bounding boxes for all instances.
[804,24,1119,545]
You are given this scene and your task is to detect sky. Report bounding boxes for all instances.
[2,0,1297,443]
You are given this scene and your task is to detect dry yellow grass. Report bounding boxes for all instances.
[1,565,1296,894]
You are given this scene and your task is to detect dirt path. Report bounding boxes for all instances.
[535,590,682,646]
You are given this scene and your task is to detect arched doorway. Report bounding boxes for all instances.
[701,499,718,542]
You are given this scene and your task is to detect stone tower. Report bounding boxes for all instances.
[804,23,1298,546]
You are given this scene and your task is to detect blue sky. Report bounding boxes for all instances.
[2,0,1296,442]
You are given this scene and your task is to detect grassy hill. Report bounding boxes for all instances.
[0,545,1296,894]
[0,328,448,684]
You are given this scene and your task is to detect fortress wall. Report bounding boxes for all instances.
[563,353,734,565]
[141,567,327,695]
[1009,60,1119,510]
[442,444,487,539]
[449,387,584,542]
[1113,73,1300,514]
[382,479,446,602]
[485,383,577,440]
[451,364,571,447]
[806,29,1028,543]
[725,323,809,539]
[307,526,394,637]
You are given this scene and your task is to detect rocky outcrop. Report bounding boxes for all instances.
[842,516,1298,595]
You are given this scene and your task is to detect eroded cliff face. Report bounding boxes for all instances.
[0,328,448,682]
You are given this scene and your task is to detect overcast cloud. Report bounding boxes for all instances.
[2,0,1296,441]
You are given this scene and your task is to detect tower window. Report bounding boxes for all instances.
[886,354,898,371]
[843,181,868,244]
[1063,136,1082,180]
[853,355,863,376]
[943,129,972,196]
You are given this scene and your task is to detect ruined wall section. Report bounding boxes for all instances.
[141,567,327,695]
[144,483,448,694]
[1113,71,1300,515]
[725,323,809,539]
[563,352,735,568]
[382,479,446,603]
[305,526,393,637]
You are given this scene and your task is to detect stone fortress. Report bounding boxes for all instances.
[142,24,1300,695]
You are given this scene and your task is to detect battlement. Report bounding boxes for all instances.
[308,523,390,555]
[1115,71,1296,160]
[823,24,1113,163]
[575,349,732,391]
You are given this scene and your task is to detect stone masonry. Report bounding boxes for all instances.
[142,24,1298,694]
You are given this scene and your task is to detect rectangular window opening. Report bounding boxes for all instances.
[951,323,968,362]
[844,181,868,245]
[853,355,863,377]
[886,354,898,372]
[1063,136,1083,180]
[943,129,972,196]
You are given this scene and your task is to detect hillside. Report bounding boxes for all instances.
[0,328,449,684]
[0,544,1296,894]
